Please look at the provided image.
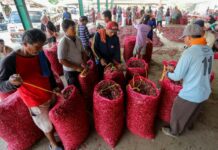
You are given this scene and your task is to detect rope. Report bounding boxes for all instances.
[23,82,61,96]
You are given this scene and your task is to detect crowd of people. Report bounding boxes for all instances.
[0,4,217,150]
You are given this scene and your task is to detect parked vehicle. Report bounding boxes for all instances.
[7,10,42,43]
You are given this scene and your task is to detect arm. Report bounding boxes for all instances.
[0,53,18,92]
[167,51,191,81]
[92,33,103,60]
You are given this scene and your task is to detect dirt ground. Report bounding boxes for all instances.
[0,25,218,150]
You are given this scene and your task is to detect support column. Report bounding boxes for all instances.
[14,0,32,30]
[78,0,84,16]
[110,0,114,9]
[106,0,108,10]
[97,0,100,13]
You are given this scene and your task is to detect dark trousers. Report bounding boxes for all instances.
[170,96,204,135]
[96,63,104,80]
[64,71,80,89]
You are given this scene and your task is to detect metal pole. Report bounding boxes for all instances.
[14,0,32,30]
[97,0,100,13]
[110,0,114,9]
[78,0,84,16]
[106,0,108,10]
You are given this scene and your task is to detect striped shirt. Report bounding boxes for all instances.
[78,24,90,47]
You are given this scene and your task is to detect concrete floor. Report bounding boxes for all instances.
[0,26,218,150]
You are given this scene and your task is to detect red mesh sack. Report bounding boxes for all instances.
[103,63,125,89]
[44,44,63,76]
[123,36,136,62]
[126,57,148,80]
[49,86,89,150]
[118,26,137,48]
[126,76,160,139]
[93,80,124,147]
[158,60,182,123]
[214,52,218,60]
[0,92,43,150]
[143,42,153,64]
[0,91,16,101]
[78,60,98,107]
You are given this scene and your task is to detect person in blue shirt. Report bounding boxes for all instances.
[63,7,72,21]
[162,24,214,137]
[147,15,156,40]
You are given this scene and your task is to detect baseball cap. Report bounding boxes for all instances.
[106,21,119,31]
[194,20,205,28]
[179,24,203,39]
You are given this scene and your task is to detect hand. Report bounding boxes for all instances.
[117,64,126,71]
[75,66,83,72]
[9,74,23,86]
[53,87,61,96]
[166,65,175,72]
[100,58,107,66]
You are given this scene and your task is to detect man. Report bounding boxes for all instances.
[156,7,164,32]
[92,21,122,79]
[78,16,94,58]
[194,20,215,48]
[102,10,112,24]
[0,29,62,150]
[58,19,87,88]
[91,8,96,24]
[147,6,152,15]
[63,7,72,20]
[162,24,214,137]
[112,6,117,21]
[40,15,57,45]
[0,39,13,58]
[147,14,157,40]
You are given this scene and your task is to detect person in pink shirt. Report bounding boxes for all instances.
[133,15,151,58]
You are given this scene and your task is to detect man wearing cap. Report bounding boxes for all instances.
[194,20,215,48]
[162,24,214,137]
[92,21,121,79]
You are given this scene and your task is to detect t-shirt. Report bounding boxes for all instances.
[63,12,72,20]
[168,45,214,103]
[78,24,91,47]
[58,36,84,71]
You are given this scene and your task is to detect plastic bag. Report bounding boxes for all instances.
[93,80,124,147]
